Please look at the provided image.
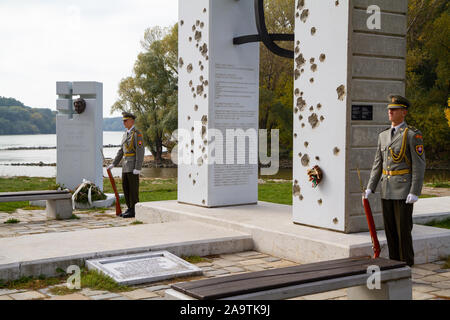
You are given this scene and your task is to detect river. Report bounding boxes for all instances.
[0,133,447,181]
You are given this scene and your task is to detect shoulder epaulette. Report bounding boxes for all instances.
[407,125,419,132]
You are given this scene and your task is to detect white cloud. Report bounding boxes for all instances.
[0,0,178,117]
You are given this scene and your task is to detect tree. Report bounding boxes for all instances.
[112,25,178,162]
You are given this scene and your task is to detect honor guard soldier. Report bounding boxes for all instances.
[365,95,426,266]
[108,112,145,218]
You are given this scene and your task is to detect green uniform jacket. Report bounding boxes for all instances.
[367,122,426,200]
[113,127,145,173]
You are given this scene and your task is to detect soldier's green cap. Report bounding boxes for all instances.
[387,94,410,109]
[122,112,136,120]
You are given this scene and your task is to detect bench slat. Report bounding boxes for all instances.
[0,190,70,197]
[0,194,72,202]
[172,257,406,300]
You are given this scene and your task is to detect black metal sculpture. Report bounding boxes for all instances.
[233,0,294,59]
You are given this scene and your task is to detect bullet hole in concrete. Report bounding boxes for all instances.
[294,133,298,138]
[309,106,314,111]
[300,195,304,201]
[196,20,200,27]
[200,43,208,57]
[309,113,319,129]
[189,37,192,42]
[311,64,317,72]
[301,123,305,128]
[300,9,309,23]
[187,64,193,73]
[194,105,198,111]
[311,27,316,35]
[203,154,207,160]
[190,149,194,154]
[196,43,199,48]
[203,94,207,99]
[300,91,304,96]
[335,1,339,6]
[180,20,184,26]
[206,56,209,60]
[204,80,209,86]
[179,57,184,68]
[191,139,195,146]
[333,217,339,224]
[301,154,310,167]
[200,76,204,82]
[196,85,204,95]
[315,156,320,161]
[202,199,206,205]
[293,183,301,197]
[191,87,195,92]
[197,157,204,166]
[320,116,325,122]
[189,80,193,87]
[298,152,302,157]
[193,179,196,185]
[297,97,307,111]
[187,116,191,121]
[202,147,206,153]
[204,139,208,145]
[189,173,191,178]
[297,0,305,10]
[304,142,309,148]
[201,115,208,125]
[201,126,207,138]
[200,22,204,28]
[337,85,346,101]
[193,94,196,98]
[296,12,300,18]
[310,57,315,64]
[200,65,204,71]
[301,68,305,73]
[295,88,300,96]
[203,8,207,13]
[317,103,322,109]
[333,147,340,156]
[296,40,300,45]
[191,127,194,132]
[299,115,303,120]
[295,46,300,55]
[294,69,301,80]
[320,54,326,62]
[295,53,306,68]
[294,107,299,114]
[310,78,314,83]
[318,199,323,206]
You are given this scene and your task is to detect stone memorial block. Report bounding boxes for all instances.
[56,81,103,191]
[177,0,260,207]
[86,251,203,285]
[292,0,407,233]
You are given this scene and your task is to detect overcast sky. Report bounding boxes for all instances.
[0,0,178,117]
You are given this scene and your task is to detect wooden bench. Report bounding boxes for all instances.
[165,256,412,300]
[0,190,73,220]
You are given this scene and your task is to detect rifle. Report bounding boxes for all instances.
[357,168,381,258]
[101,150,122,216]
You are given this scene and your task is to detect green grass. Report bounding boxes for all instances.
[442,256,450,269]
[80,269,132,293]
[4,218,20,224]
[419,194,438,199]
[182,256,211,264]
[69,214,80,220]
[131,220,144,225]
[425,181,450,188]
[0,275,64,291]
[258,181,292,205]
[426,218,450,229]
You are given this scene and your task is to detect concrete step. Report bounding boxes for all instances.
[0,221,252,281]
[136,200,450,265]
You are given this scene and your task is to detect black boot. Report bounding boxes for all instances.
[122,207,135,218]
[119,208,131,217]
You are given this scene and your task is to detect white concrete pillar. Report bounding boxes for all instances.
[177,0,259,207]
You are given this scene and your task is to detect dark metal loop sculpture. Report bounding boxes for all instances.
[233,0,294,59]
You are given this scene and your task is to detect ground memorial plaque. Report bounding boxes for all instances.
[86,252,203,285]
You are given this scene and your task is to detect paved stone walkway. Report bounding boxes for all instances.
[0,206,136,238]
[0,250,448,300]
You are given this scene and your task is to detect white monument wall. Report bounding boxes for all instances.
[178,0,259,207]
[56,81,103,191]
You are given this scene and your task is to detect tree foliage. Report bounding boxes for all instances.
[112,25,178,162]
[0,103,56,135]
[406,0,449,162]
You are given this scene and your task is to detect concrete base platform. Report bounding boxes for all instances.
[413,196,450,224]
[0,221,252,281]
[136,200,450,265]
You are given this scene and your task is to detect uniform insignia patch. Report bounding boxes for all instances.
[416,145,424,156]
[138,140,143,146]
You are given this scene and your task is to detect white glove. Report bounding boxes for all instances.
[107,164,114,170]
[406,194,418,204]
[364,189,372,199]
[133,169,141,175]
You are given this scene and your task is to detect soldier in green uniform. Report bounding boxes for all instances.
[365,95,426,266]
[108,112,145,218]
